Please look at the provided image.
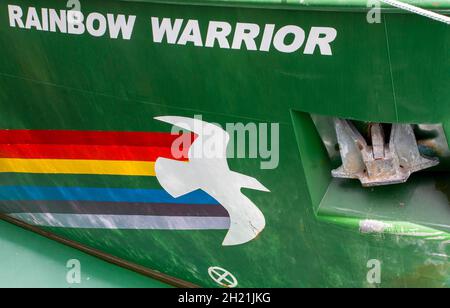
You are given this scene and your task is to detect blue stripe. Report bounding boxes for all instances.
[0,186,219,205]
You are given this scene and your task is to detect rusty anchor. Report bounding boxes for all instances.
[332,119,439,187]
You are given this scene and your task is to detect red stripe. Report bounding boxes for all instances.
[0,130,195,147]
[0,144,189,161]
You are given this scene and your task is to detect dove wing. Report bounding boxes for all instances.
[155,116,230,159]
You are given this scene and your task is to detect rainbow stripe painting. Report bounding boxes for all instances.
[0,129,230,230]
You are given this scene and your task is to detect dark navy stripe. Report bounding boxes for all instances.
[0,201,228,217]
[0,186,219,204]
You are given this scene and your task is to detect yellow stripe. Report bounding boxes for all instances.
[0,158,156,176]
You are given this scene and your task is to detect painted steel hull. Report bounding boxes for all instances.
[0,0,449,287]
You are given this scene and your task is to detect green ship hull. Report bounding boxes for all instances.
[0,0,449,287]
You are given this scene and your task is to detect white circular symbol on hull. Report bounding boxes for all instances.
[208,266,238,288]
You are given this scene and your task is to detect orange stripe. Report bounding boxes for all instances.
[0,144,188,161]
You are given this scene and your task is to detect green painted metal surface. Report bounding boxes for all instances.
[0,0,448,288]
[0,220,170,287]
[122,0,450,10]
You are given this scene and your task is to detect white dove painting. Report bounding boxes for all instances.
[154,116,269,246]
